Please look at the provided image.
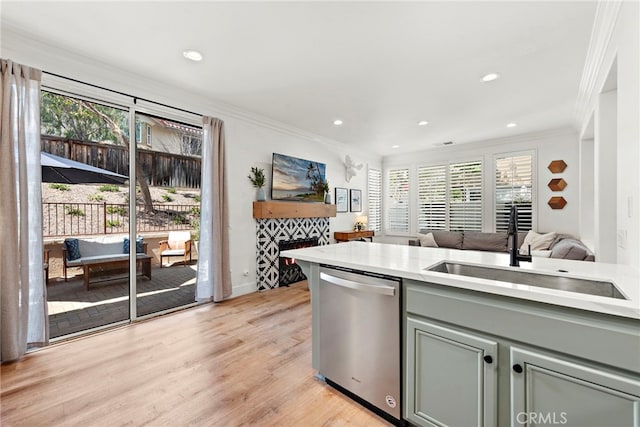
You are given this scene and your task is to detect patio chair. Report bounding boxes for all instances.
[159,231,193,267]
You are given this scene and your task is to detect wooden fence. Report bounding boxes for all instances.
[41,136,201,189]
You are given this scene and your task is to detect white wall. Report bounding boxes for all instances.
[223,118,376,295]
[2,29,381,296]
[380,129,580,245]
[577,1,639,268]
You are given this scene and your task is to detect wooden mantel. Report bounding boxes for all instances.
[253,201,337,219]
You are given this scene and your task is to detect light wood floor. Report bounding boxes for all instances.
[1,283,391,427]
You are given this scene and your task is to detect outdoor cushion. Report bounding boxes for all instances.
[167,231,191,249]
[462,232,508,252]
[78,237,123,257]
[123,237,144,254]
[162,249,187,256]
[64,238,81,261]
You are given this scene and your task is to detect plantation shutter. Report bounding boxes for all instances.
[495,154,533,232]
[448,161,482,232]
[417,165,447,231]
[387,168,410,233]
[367,168,382,232]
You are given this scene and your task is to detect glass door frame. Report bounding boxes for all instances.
[43,74,204,335]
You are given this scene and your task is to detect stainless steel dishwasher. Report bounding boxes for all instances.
[318,265,402,424]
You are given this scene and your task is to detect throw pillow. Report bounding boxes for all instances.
[519,231,557,255]
[64,238,81,261]
[417,232,439,248]
[123,237,144,254]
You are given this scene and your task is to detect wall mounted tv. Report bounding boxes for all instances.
[271,153,326,202]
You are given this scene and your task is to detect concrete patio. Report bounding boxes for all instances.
[47,265,199,338]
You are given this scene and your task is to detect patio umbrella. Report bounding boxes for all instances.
[41,152,129,185]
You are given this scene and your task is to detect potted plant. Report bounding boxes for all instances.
[322,180,332,204]
[248,166,266,201]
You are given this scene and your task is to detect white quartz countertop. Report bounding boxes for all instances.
[281,242,640,320]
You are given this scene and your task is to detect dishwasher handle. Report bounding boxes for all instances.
[320,272,396,296]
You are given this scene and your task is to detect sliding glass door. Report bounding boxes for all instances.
[42,90,132,338]
[133,112,201,317]
[41,81,203,340]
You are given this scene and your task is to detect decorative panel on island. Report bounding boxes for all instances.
[253,201,337,219]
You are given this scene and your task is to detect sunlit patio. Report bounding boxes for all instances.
[47,265,199,338]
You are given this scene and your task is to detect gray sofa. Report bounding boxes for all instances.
[409,230,595,261]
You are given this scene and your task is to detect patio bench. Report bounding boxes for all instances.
[62,236,151,290]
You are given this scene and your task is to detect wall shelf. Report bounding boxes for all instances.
[253,201,337,219]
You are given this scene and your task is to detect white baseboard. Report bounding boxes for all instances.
[231,281,258,298]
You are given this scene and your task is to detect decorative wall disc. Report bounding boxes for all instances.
[548,178,567,191]
[548,196,567,209]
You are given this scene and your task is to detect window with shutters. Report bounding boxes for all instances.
[367,168,382,232]
[386,168,410,233]
[495,153,533,232]
[417,160,482,232]
[417,165,446,231]
[449,161,483,231]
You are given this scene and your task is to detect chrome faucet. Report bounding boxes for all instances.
[508,205,531,267]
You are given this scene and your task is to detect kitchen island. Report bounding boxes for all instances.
[281,242,640,427]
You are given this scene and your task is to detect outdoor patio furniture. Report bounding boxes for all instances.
[44,249,50,285]
[62,235,151,290]
[159,231,192,267]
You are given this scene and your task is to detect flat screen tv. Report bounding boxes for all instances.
[271,152,326,202]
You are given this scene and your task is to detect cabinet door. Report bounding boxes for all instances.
[406,317,498,427]
[510,347,640,427]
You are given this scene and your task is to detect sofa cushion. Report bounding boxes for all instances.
[462,232,509,252]
[519,231,557,255]
[431,231,463,249]
[550,238,592,261]
[64,238,81,261]
[417,232,439,248]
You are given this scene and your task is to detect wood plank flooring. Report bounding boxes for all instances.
[1,283,392,426]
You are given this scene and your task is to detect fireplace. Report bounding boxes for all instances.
[256,217,330,291]
[278,237,318,286]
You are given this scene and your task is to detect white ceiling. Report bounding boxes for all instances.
[1,1,596,156]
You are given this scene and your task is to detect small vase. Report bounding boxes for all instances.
[324,192,332,204]
[256,187,266,201]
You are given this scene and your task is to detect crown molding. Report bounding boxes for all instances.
[384,127,577,162]
[574,1,622,129]
[1,23,350,153]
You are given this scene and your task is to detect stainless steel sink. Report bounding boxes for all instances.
[426,262,626,300]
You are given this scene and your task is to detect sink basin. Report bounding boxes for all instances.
[426,262,627,300]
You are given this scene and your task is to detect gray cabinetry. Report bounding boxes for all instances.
[510,347,640,427]
[406,317,497,427]
[404,280,640,427]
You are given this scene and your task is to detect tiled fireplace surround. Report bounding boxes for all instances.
[256,217,330,291]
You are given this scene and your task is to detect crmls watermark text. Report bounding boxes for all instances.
[516,412,568,425]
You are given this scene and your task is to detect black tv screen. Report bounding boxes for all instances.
[271,153,326,202]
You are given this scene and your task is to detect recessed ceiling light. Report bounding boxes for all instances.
[183,50,203,62]
[333,119,343,126]
[417,120,429,126]
[392,145,400,149]
[481,72,500,82]
[506,122,517,128]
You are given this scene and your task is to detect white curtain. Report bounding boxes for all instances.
[0,59,48,362]
[196,116,232,302]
